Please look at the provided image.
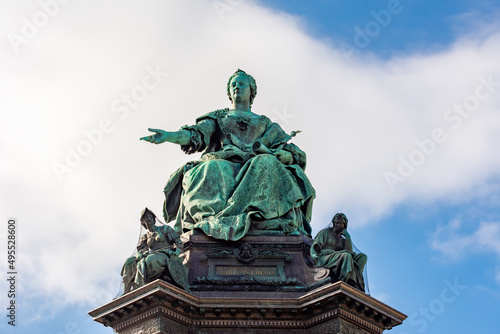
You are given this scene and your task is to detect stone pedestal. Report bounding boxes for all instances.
[90,232,406,333]
[89,280,405,333]
[183,231,328,297]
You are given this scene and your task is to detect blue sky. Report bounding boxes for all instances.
[262,0,498,55]
[1,1,500,333]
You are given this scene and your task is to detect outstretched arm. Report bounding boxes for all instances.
[140,128,191,146]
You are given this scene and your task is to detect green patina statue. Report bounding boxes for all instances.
[141,69,315,241]
[121,208,189,294]
[310,213,367,292]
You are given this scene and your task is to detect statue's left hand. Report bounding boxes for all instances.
[146,232,158,246]
[341,229,351,239]
[140,128,169,144]
[273,150,293,164]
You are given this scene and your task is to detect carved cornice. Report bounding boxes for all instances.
[89,280,406,333]
[184,231,310,250]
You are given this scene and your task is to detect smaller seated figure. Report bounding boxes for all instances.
[121,208,189,294]
[310,213,367,292]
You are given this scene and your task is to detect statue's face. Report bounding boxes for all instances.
[333,218,346,232]
[141,213,155,230]
[229,74,251,104]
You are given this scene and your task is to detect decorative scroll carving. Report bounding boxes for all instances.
[200,244,292,263]
[234,242,258,263]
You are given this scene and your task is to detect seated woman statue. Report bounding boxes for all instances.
[140,69,315,241]
[310,213,367,292]
[121,208,189,294]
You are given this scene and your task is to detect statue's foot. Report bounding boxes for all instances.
[251,219,280,231]
[251,218,298,234]
[279,220,296,234]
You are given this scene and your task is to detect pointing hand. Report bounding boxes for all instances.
[140,128,168,144]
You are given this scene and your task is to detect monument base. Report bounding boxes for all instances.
[90,232,406,333]
[89,280,405,334]
[181,230,329,297]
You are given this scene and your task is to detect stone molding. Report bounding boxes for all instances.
[89,280,406,333]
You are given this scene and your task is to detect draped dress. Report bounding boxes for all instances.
[121,225,189,291]
[310,228,367,291]
[162,108,316,241]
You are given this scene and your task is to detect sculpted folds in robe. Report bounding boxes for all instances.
[310,228,367,291]
[162,108,316,241]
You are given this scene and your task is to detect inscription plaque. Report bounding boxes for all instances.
[216,266,278,277]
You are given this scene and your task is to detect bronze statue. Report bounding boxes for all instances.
[310,213,367,291]
[121,208,189,294]
[141,69,315,241]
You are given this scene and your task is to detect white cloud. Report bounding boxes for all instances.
[1,0,500,319]
[430,219,500,261]
[495,268,500,284]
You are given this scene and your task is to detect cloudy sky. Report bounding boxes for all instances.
[1,0,500,333]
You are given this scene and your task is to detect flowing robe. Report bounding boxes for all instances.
[163,109,316,241]
[310,228,367,291]
[121,225,188,290]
